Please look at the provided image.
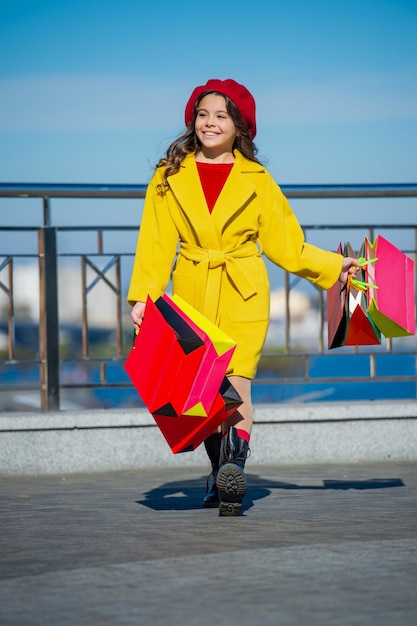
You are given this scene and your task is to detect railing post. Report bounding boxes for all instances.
[38,225,60,411]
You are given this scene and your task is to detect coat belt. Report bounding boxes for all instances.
[179,241,261,321]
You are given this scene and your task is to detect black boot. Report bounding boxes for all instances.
[203,432,222,508]
[216,427,249,516]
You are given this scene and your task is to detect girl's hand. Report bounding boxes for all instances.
[339,256,361,285]
[131,301,146,332]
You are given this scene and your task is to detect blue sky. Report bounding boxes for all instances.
[1,0,416,182]
[0,0,416,231]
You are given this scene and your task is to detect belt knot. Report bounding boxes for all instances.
[207,249,225,268]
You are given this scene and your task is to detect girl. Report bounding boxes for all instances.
[128,78,359,516]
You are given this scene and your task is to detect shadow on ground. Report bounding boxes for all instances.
[137,474,405,512]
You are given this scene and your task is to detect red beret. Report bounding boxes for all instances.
[184,78,257,139]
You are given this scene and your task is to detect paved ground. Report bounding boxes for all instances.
[1,460,417,625]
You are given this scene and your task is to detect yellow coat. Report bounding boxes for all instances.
[128,151,343,378]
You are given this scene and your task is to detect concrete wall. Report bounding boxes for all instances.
[1,401,417,474]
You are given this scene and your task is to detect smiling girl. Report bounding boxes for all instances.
[128,79,359,516]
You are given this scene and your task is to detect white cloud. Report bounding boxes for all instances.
[0,74,188,132]
[257,70,417,125]
[0,70,416,134]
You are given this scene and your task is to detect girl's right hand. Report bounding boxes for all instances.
[339,256,361,285]
[131,301,146,333]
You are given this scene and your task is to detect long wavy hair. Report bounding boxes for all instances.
[156,91,262,195]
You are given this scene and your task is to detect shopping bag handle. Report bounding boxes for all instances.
[349,277,379,292]
[347,256,379,293]
[357,256,378,267]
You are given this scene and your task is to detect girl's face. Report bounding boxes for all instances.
[195,93,238,159]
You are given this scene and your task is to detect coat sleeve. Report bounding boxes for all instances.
[127,171,179,305]
[258,175,343,290]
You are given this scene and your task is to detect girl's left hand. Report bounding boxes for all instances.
[339,256,361,285]
[131,301,146,333]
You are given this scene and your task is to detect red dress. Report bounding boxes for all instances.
[196,161,234,212]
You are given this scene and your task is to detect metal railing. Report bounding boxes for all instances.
[0,183,416,411]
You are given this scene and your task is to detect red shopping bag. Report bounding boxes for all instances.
[167,294,237,417]
[124,294,242,453]
[327,243,381,349]
[362,235,415,338]
[152,377,242,454]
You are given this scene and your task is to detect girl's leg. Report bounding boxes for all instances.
[202,377,251,510]
[216,375,252,516]
[223,375,252,435]
[202,431,222,507]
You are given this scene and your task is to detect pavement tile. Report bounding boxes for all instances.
[1,461,416,625]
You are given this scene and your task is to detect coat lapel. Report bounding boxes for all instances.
[167,151,265,248]
[212,152,262,226]
[168,155,221,247]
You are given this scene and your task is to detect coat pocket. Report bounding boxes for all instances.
[172,257,197,304]
[226,257,270,323]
